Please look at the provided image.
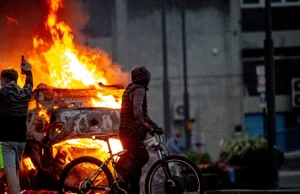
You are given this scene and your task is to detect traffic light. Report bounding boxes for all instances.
[291,78,300,107]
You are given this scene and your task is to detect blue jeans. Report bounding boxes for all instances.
[227,168,235,183]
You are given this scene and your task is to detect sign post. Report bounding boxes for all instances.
[256,65,267,137]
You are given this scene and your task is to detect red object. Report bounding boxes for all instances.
[141,122,151,130]
[21,191,58,194]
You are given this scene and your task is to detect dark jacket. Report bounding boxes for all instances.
[0,71,33,142]
[119,67,157,139]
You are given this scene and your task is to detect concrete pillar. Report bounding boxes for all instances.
[112,0,128,67]
[229,0,243,129]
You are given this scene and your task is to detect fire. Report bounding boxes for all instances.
[52,138,123,164]
[38,109,51,122]
[91,93,122,109]
[27,0,128,108]
[23,157,36,171]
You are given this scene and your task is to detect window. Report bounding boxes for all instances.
[241,0,300,8]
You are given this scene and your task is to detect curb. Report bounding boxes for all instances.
[206,190,300,194]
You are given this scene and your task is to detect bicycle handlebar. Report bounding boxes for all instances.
[149,129,163,136]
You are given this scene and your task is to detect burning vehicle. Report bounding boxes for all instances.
[0,0,129,192]
[0,83,125,192]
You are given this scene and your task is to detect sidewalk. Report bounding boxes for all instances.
[279,156,300,189]
[284,150,300,160]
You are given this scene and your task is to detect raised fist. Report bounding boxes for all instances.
[21,62,32,74]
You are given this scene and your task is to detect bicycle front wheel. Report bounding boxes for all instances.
[145,155,205,194]
[58,156,114,194]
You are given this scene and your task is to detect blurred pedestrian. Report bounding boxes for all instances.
[165,133,185,156]
[216,152,235,183]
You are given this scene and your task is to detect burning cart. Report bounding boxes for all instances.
[0,83,124,192]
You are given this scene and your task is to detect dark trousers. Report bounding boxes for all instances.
[119,134,149,194]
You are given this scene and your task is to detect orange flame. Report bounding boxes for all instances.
[23,157,36,170]
[38,109,50,122]
[28,0,128,108]
[52,138,123,165]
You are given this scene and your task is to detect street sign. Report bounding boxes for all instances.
[291,78,300,107]
[257,75,266,92]
[256,65,266,93]
[260,92,267,108]
[256,65,265,75]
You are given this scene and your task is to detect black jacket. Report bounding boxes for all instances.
[119,67,157,139]
[0,71,33,142]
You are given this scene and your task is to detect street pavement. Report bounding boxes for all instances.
[279,155,300,189]
[19,151,300,193]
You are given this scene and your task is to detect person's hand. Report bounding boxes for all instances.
[21,62,32,74]
[138,121,151,131]
[153,125,164,135]
[151,125,164,135]
[154,129,163,135]
[153,124,162,130]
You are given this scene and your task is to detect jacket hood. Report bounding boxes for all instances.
[131,66,151,89]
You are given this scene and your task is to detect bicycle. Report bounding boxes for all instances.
[58,129,205,194]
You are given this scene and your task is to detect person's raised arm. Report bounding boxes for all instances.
[21,62,33,95]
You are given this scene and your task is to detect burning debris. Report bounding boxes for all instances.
[10,82,124,191]
[27,83,123,143]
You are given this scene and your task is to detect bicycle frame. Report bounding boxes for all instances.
[80,137,127,191]
[79,133,174,192]
[144,134,173,180]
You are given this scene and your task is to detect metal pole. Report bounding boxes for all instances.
[161,0,171,135]
[181,0,191,150]
[263,107,268,138]
[264,0,279,189]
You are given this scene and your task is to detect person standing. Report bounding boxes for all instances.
[0,61,33,194]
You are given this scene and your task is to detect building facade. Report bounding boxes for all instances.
[86,0,300,159]
[241,0,300,153]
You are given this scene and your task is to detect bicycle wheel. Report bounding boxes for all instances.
[145,155,205,194]
[58,156,114,194]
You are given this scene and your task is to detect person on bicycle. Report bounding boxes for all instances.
[116,66,163,194]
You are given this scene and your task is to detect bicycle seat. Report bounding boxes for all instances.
[92,134,119,141]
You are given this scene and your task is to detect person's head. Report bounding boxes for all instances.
[220,152,228,160]
[1,69,18,84]
[174,133,181,142]
[131,66,151,88]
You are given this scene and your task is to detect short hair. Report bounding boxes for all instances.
[1,69,18,82]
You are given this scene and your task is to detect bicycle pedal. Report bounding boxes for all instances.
[109,181,131,194]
